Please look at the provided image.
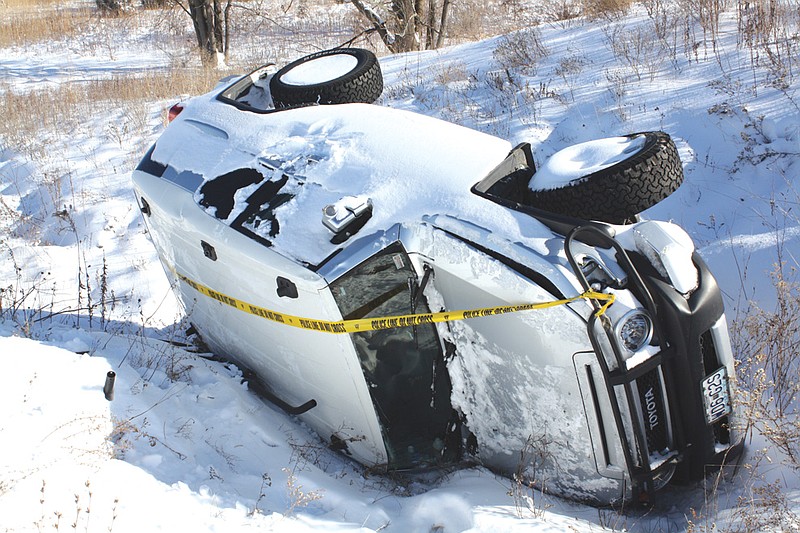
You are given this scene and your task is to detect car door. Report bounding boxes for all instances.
[329,241,460,469]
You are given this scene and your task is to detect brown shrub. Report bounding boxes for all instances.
[581,0,635,20]
[0,1,94,48]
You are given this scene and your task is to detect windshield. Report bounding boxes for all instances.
[330,242,458,469]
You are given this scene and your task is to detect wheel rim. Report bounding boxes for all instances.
[279,54,359,86]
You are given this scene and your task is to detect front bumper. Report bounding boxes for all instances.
[637,252,743,483]
[569,226,743,503]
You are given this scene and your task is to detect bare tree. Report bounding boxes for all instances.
[350,0,452,53]
[174,0,233,67]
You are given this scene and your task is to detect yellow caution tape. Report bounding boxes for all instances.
[174,270,614,334]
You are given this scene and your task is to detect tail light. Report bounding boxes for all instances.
[167,103,184,123]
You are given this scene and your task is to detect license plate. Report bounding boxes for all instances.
[701,366,732,424]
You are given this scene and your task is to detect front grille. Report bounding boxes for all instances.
[637,368,670,454]
[699,330,718,375]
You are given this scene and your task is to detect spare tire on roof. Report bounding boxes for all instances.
[526,131,684,224]
[269,48,383,108]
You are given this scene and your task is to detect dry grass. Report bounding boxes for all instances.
[736,264,800,466]
[83,68,234,102]
[687,262,800,532]
[493,29,549,75]
[0,0,96,48]
[581,0,635,20]
[0,68,230,158]
[2,0,64,8]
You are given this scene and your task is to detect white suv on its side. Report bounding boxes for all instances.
[132,48,743,505]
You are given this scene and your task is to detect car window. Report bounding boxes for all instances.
[330,242,458,469]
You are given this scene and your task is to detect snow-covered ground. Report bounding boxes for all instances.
[1,2,799,531]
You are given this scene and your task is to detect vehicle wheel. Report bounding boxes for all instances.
[269,48,383,108]
[526,132,683,224]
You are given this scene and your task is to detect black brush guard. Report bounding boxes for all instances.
[566,225,744,504]
[565,225,683,504]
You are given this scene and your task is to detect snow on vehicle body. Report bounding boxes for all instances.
[132,50,742,505]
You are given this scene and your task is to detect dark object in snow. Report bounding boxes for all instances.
[199,167,264,220]
[103,371,116,401]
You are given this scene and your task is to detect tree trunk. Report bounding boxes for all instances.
[213,0,223,48]
[436,0,451,49]
[350,0,449,53]
[187,0,225,67]
[426,0,436,49]
[223,0,232,63]
[350,0,398,52]
[392,0,420,52]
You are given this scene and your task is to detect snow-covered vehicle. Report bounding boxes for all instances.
[132,49,743,505]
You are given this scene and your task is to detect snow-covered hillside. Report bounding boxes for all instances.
[1,2,798,531]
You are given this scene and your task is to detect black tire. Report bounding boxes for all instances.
[526,132,683,224]
[269,48,383,108]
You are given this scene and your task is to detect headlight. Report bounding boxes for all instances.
[616,310,653,353]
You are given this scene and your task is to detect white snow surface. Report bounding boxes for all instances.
[156,99,513,265]
[530,134,646,190]
[279,54,359,86]
[2,3,800,532]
